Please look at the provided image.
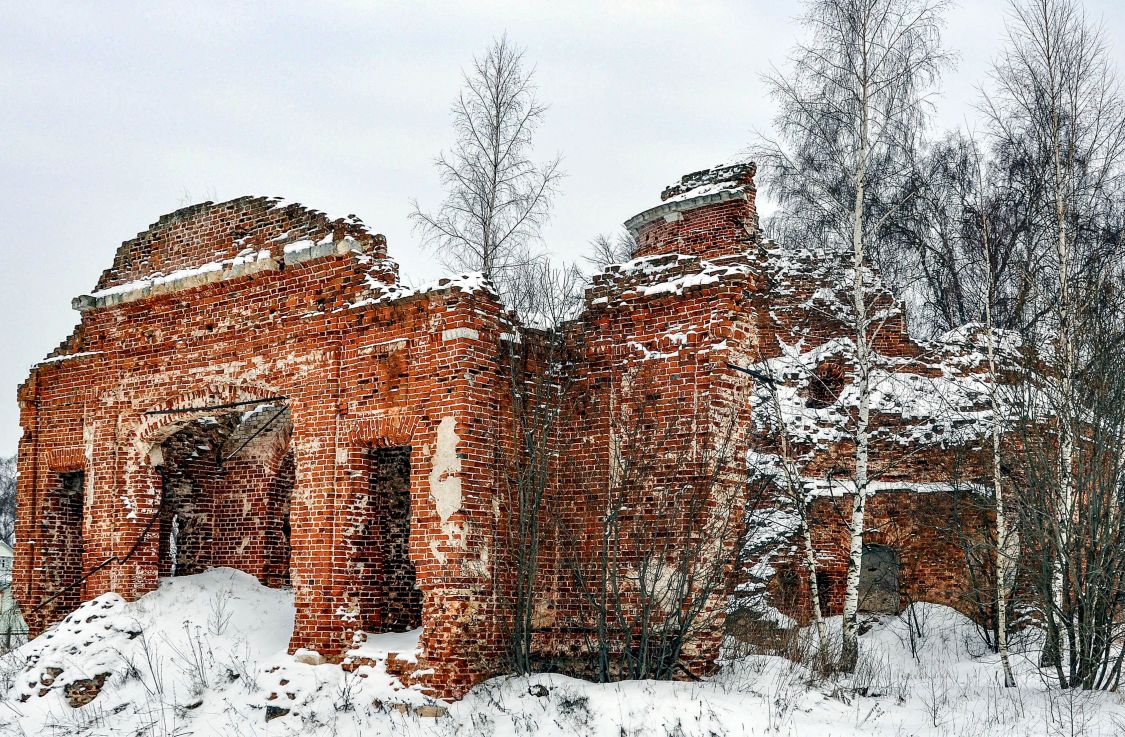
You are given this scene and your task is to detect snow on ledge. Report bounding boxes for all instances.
[590,253,751,305]
[74,248,277,310]
[74,236,373,311]
[624,188,748,233]
[37,350,104,366]
[805,478,987,497]
[345,627,423,665]
[348,271,495,309]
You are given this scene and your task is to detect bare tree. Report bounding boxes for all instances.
[498,260,583,673]
[1013,289,1125,690]
[410,35,563,297]
[0,455,15,546]
[752,0,950,672]
[584,230,637,271]
[966,138,1021,687]
[983,0,1125,677]
[878,131,1043,338]
[907,133,1024,686]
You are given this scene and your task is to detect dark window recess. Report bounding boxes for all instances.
[858,544,900,614]
[808,362,846,408]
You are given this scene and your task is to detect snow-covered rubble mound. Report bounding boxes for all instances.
[2,576,1124,736]
[0,569,435,736]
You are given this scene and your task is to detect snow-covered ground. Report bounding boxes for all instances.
[1,569,1123,736]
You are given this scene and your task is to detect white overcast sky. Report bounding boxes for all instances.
[1,0,1123,453]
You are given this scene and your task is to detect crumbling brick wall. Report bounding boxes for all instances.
[15,198,512,698]
[14,164,993,700]
[764,491,988,623]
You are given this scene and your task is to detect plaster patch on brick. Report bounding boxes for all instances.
[429,541,446,567]
[428,416,467,567]
[428,416,462,524]
[463,543,490,580]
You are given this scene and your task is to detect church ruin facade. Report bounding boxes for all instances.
[13,163,998,699]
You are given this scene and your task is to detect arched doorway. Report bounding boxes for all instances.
[152,402,294,587]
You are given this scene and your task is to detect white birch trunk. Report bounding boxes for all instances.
[840,63,872,673]
[982,231,1017,686]
[1051,80,1074,678]
[800,508,831,672]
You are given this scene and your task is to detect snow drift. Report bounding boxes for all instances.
[2,569,1124,736]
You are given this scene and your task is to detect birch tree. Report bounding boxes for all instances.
[906,133,1023,686]
[983,0,1125,677]
[411,35,563,297]
[753,0,949,672]
[963,139,1020,687]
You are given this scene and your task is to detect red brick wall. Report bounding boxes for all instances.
[632,199,757,262]
[765,490,990,622]
[15,202,513,698]
[518,189,764,677]
[15,163,998,700]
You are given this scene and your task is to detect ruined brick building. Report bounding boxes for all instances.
[14,162,998,698]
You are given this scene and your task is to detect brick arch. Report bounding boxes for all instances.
[101,381,290,598]
[134,381,286,455]
[45,447,88,472]
[344,410,419,448]
[127,381,297,590]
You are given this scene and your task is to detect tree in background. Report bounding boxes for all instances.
[984,0,1125,682]
[752,0,951,672]
[584,230,637,271]
[411,35,563,300]
[0,456,14,546]
[878,130,1042,338]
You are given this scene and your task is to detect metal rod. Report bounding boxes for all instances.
[219,405,290,466]
[29,502,163,615]
[725,362,777,386]
[144,396,288,416]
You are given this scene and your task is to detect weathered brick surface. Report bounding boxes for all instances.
[15,197,510,698]
[14,164,987,700]
[764,491,987,622]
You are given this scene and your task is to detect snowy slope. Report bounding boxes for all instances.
[1,570,1124,736]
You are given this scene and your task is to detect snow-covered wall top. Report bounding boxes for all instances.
[659,161,757,203]
[625,161,757,236]
[92,196,385,293]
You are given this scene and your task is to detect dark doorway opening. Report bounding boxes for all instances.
[360,447,421,631]
[45,471,85,610]
[858,544,900,614]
